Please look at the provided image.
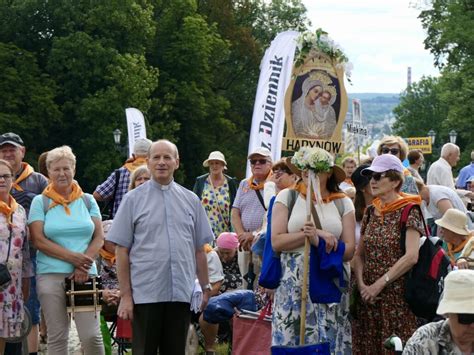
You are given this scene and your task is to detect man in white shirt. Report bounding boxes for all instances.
[427,143,460,188]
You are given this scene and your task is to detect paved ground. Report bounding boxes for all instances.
[38,322,84,354]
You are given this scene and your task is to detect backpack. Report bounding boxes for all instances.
[258,190,345,289]
[367,203,451,321]
[399,204,451,321]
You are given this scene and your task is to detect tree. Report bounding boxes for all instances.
[416,0,474,167]
[0,42,61,162]
[392,76,447,140]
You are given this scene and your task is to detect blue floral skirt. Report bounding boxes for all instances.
[271,251,352,354]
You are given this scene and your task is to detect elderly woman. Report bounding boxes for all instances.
[214,232,242,293]
[271,147,355,352]
[128,165,150,191]
[377,135,418,194]
[193,151,238,240]
[0,159,33,353]
[403,270,474,354]
[434,208,473,264]
[351,154,425,353]
[29,146,104,355]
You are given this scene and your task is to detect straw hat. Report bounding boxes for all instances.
[437,269,474,315]
[435,209,471,236]
[284,147,346,184]
[203,151,227,168]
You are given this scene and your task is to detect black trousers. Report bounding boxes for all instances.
[132,302,191,355]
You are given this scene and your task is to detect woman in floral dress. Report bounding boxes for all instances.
[271,148,356,353]
[193,151,238,241]
[0,159,32,352]
[352,154,424,354]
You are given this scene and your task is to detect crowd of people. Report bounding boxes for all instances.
[0,131,473,355]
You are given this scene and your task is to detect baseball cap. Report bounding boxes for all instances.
[361,154,404,176]
[0,133,24,147]
[248,147,272,160]
[133,138,152,156]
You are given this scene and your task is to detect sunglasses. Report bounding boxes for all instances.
[381,147,400,155]
[250,159,268,165]
[272,169,290,176]
[370,172,387,181]
[458,313,474,325]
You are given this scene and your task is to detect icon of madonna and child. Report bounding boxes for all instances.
[291,71,341,140]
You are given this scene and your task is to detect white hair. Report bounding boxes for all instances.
[440,143,459,159]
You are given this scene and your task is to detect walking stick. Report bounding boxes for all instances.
[299,172,312,345]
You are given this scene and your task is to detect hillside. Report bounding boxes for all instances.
[345,93,401,138]
[347,93,400,124]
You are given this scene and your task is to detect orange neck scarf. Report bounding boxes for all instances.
[0,195,18,226]
[123,157,147,173]
[344,177,354,186]
[12,163,34,192]
[247,171,272,191]
[372,192,422,220]
[293,181,346,203]
[43,182,84,215]
[447,238,469,262]
[99,248,116,265]
[204,243,213,253]
[403,168,411,176]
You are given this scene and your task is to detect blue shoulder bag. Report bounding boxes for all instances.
[259,190,298,289]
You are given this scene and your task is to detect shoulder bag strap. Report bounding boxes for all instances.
[333,198,345,219]
[399,203,429,254]
[255,189,267,211]
[5,214,13,263]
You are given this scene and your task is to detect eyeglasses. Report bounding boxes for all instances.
[370,172,387,181]
[381,147,400,155]
[458,313,474,325]
[250,159,268,165]
[0,174,12,180]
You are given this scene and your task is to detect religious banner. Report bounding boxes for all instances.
[283,29,351,154]
[125,107,147,157]
[246,30,299,177]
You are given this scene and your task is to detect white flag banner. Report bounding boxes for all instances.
[246,31,299,177]
[125,108,147,157]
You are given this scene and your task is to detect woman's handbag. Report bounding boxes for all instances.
[232,302,272,355]
[0,222,13,287]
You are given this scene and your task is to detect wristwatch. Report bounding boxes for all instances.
[202,283,212,292]
[384,273,390,285]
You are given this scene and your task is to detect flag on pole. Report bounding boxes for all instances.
[246,31,299,177]
[125,108,147,157]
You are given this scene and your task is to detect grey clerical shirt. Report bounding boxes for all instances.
[108,179,214,304]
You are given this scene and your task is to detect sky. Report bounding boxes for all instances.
[301,0,439,93]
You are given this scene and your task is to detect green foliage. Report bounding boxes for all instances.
[394,0,474,169]
[419,0,474,69]
[0,42,61,161]
[392,76,447,139]
[0,0,311,189]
